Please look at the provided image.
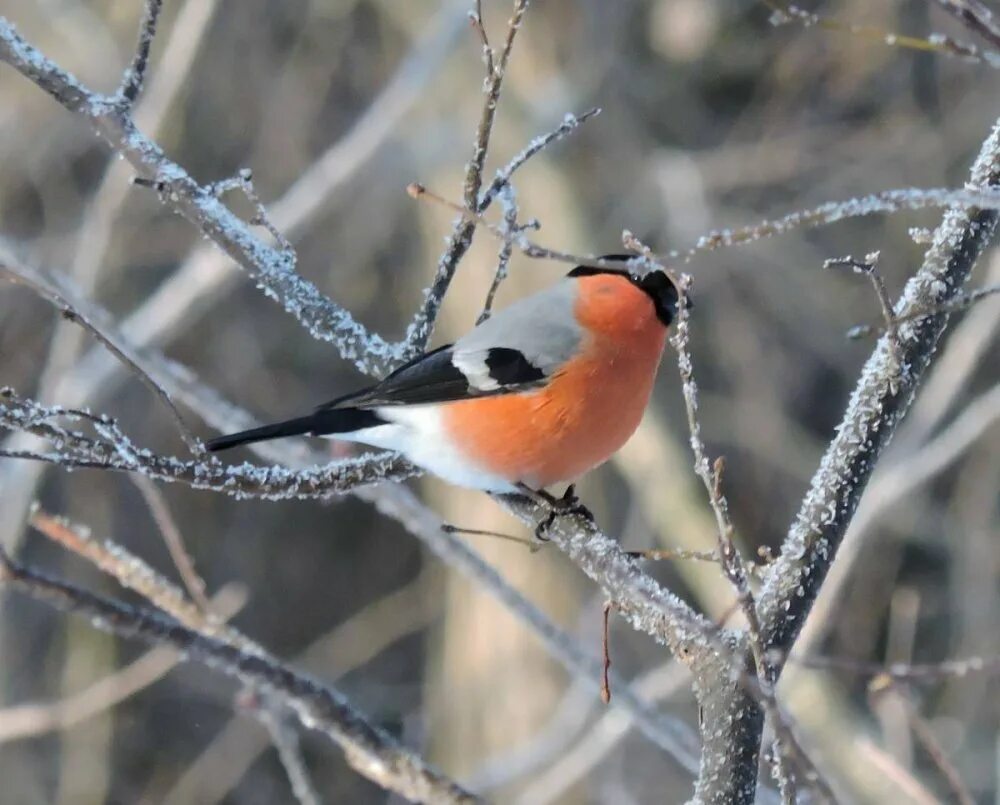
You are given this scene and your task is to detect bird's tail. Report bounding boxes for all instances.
[206,408,383,453]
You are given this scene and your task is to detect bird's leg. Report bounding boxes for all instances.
[516,482,594,541]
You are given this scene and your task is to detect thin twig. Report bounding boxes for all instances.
[478,184,521,323]
[477,108,601,212]
[130,475,212,613]
[667,271,831,801]
[824,251,905,389]
[846,282,1000,339]
[403,0,531,355]
[208,168,293,253]
[118,0,165,106]
[763,0,1000,68]
[0,549,481,805]
[251,702,322,805]
[0,258,203,455]
[932,0,1000,50]
[0,583,247,744]
[600,602,613,704]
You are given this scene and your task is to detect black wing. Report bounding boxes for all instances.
[317,344,548,410]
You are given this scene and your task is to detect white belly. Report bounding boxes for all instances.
[324,404,518,493]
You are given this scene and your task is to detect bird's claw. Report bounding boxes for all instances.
[530,483,594,541]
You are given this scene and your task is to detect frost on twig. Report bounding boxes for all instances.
[208,168,294,253]
[0,549,481,805]
[477,108,602,212]
[0,388,414,499]
[670,187,1000,263]
[758,113,1000,712]
[668,269,833,803]
[403,0,531,357]
[117,0,164,107]
[933,0,1000,51]
[0,17,403,377]
[824,251,906,391]
[846,281,1000,339]
[765,0,1000,69]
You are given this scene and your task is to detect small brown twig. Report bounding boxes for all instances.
[118,0,165,107]
[440,523,540,552]
[601,601,614,704]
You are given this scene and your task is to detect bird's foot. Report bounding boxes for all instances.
[518,483,594,541]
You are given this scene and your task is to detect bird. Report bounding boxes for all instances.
[206,256,687,505]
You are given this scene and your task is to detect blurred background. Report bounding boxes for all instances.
[0,0,998,802]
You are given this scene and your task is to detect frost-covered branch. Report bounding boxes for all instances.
[765,0,1000,68]
[715,116,1000,805]
[0,15,402,376]
[403,0,531,356]
[933,0,1000,50]
[0,549,480,805]
[0,388,413,499]
[117,0,164,107]
[759,114,1000,655]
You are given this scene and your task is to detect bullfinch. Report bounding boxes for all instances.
[206,257,686,497]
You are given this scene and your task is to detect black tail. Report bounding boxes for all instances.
[206,408,384,453]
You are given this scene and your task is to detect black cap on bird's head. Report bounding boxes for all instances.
[567,254,691,326]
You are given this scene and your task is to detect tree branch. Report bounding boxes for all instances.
[0,550,480,804]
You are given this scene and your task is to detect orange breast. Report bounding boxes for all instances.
[442,275,667,488]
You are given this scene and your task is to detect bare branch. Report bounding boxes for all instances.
[0,584,247,744]
[0,550,481,805]
[765,0,1000,68]
[403,0,531,356]
[0,389,414,499]
[668,271,833,803]
[129,475,212,613]
[477,107,601,212]
[758,115,1000,651]
[117,0,165,107]
[0,251,203,455]
[0,17,403,376]
[933,0,1000,50]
